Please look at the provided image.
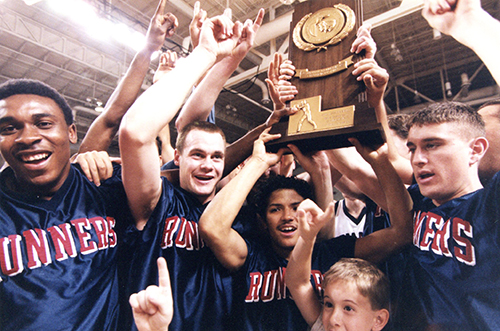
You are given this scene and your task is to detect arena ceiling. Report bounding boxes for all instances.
[0,0,498,157]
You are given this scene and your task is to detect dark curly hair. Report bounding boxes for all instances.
[248,174,314,219]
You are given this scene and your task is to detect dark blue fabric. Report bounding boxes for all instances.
[0,164,130,331]
[119,178,237,331]
[236,234,356,331]
[394,172,500,331]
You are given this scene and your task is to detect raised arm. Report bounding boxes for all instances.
[199,129,284,271]
[352,139,413,264]
[422,0,500,86]
[221,52,298,177]
[288,145,335,240]
[119,14,241,229]
[285,199,336,326]
[175,8,265,131]
[79,0,177,153]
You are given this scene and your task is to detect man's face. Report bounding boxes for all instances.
[174,129,225,204]
[322,280,387,331]
[407,122,478,206]
[478,105,500,182]
[264,189,304,258]
[0,94,76,196]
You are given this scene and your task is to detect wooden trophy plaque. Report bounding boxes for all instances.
[267,0,385,153]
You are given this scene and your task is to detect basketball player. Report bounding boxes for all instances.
[198,122,412,330]
[118,10,266,331]
[0,0,177,328]
[393,101,500,330]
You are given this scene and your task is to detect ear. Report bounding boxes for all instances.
[371,309,389,331]
[469,137,488,166]
[173,149,180,166]
[68,123,78,144]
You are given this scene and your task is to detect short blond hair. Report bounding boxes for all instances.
[322,258,390,311]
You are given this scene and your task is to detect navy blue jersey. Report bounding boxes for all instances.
[239,235,356,331]
[120,177,236,331]
[0,164,129,331]
[395,172,500,330]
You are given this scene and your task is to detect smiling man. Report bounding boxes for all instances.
[0,79,130,330]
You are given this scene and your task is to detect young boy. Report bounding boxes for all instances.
[287,197,391,331]
[313,258,390,331]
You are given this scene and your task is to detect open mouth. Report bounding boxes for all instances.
[278,224,297,233]
[18,152,51,164]
[418,172,434,180]
[194,174,214,182]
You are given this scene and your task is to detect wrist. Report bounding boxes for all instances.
[195,45,218,65]
[265,111,282,127]
[248,154,273,171]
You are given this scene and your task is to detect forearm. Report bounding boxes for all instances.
[326,148,387,210]
[286,236,322,326]
[310,163,335,240]
[374,102,414,185]
[455,10,500,86]
[370,158,413,243]
[199,156,268,270]
[79,47,155,153]
[224,123,267,176]
[123,47,216,145]
[200,156,268,243]
[175,56,241,131]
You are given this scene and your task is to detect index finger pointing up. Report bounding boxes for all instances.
[157,257,171,289]
[154,0,168,16]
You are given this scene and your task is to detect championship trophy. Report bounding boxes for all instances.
[267,0,385,153]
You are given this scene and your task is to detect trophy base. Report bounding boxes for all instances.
[266,121,385,153]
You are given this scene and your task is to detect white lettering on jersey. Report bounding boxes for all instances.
[414,211,476,266]
[0,216,118,281]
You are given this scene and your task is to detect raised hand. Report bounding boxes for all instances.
[251,127,284,168]
[277,60,298,104]
[352,58,389,108]
[153,50,178,84]
[145,0,178,53]
[287,145,329,177]
[350,23,376,59]
[189,1,207,50]
[198,14,242,62]
[266,53,286,110]
[231,8,265,61]
[296,199,335,242]
[129,257,173,331]
[349,137,389,167]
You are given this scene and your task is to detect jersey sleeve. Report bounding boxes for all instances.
[312,235,357,273]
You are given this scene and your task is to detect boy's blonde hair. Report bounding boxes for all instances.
[322,258,390,311]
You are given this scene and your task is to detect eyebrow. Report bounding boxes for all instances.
[407,137,444,148]
[267,201,302,208]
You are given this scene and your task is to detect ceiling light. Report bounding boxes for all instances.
[279,0,295,4]
[445,81,452,98]
[390,43,403,62]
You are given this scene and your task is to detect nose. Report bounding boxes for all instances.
[326,307,342,328]
[15,125,41,146]
[199,156,214,171]
[411,147,427,166]
[282,206,295,221]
